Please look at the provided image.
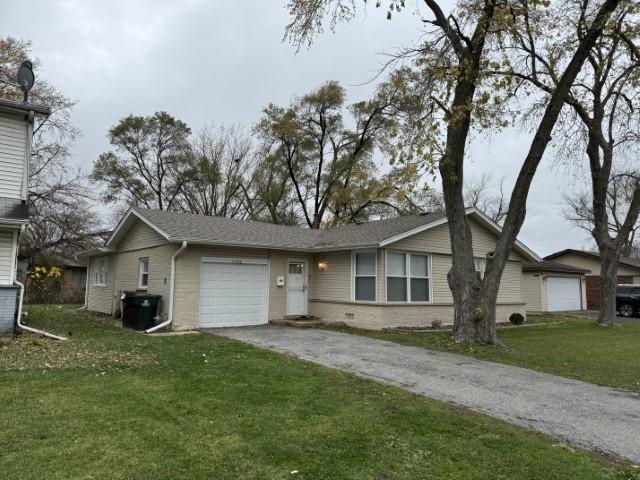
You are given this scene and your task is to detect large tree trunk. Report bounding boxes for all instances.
[597,245,620,327]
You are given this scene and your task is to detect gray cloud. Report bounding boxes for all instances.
[3,0,592,255]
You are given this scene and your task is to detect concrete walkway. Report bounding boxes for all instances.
[213,326,640,463]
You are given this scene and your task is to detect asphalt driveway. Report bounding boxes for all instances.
[213,326,640,464]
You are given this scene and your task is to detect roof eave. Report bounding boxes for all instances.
[0,98,51,116]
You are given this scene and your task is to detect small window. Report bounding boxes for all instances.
[289,262,304,274]
[92,257,108,287]
[474,257,487,279]
[138,257,149,289]
[354,251,376,302]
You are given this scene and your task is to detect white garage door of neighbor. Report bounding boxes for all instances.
[546,276,581,311]
[200,258,268,328]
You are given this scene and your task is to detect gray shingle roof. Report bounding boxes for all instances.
[132,207,445,251]
[545,249,640,272]
[0,197,28,222]
[522,260,589,274]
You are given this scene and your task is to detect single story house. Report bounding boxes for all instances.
[521,260,589,312]
[81,207,541,331]
[544,249,640,310]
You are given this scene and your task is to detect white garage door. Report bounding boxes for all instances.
[546,276,581,311]
[200,258,268,328]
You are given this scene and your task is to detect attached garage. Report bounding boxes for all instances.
[199,257,269,328]
[522,261,588,313]
[545,276,582,311]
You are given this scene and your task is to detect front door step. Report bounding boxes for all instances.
[271,315,324,328]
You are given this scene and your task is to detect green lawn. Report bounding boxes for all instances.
[327,315,640,392]
[0,307,637,480]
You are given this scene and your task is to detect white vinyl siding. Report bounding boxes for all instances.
[0,230,15,284]
[0,113,27,200]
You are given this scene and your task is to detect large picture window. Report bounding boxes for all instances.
[92,257,108,287]
[354,251,376,302]
[386,252,431,303]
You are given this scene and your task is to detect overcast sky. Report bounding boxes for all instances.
[3,0,595,256]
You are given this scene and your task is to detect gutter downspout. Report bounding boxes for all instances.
[15,280,66,341]
[145,241,187,333]
[79,257,90,310]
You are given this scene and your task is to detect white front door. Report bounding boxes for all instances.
[286,260,307,316]
[546,276,582,311]
[200,258,269,328]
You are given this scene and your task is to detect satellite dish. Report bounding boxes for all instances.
[17,60,35,101]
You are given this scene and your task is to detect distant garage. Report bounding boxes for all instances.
[545,276,582,311]
[522,261,589,312]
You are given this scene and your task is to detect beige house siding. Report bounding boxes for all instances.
[116,220,167,251]
[110,244,175,318]
[522,273,543,312]
[86,255,115,314]
[172,245,313,331]
[310,250,351,303]
[550,253,640,277]
[389,217,522,261]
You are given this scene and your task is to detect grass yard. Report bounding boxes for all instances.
[327,315,640,392]
[0,307,638,480]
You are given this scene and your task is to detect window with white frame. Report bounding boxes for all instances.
[138,257,149,289]
[386,252,431,303]
[92,257,108,287]
[354,251,376,302]
[474,257,487,279]
[387,252,407,301]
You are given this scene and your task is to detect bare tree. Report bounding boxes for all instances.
[509,1,640,325]
[285,0,624,343]
[1,37,103,264]
[176,125,255,218]
[464,174,509,224]
[566,172,640,257]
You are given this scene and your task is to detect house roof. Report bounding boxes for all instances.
[522,260,589,275]
[91,206,541,261]
[545,249,640,273]
[0,197,28,224]
[0,97,51,116]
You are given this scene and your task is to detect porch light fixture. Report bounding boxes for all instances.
[318,261,328,271]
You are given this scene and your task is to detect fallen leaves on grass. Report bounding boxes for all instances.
[0,334,155,371]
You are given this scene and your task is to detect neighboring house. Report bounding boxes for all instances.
[17,256,87,304]
[522,260,589,312]
[80,206,541,331]
[544,249,640,310]
[0,98,50,332]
